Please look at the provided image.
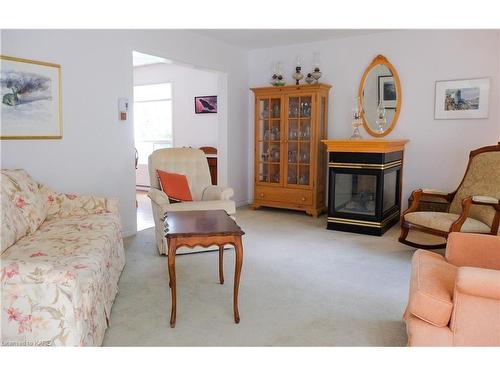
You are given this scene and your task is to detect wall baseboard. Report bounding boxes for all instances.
[122,230,137,238]
[236,199,252,208]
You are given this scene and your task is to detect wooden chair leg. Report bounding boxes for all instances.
[218,245,224,285]
[398,225,409,244]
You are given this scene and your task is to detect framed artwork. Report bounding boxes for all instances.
[1,55,62,139]
[194,95,217,114]
[377,75,396,109]
[434,78,490,119]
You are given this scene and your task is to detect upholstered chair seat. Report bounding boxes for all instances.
[404,212,491,233]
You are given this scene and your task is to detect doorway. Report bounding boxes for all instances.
[132,50,228,231]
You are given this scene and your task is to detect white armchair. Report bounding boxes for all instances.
[147,148,236,254]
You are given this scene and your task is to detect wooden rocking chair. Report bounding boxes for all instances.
[399,142,500,249]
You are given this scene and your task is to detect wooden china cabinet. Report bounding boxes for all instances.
[251,84,331,217]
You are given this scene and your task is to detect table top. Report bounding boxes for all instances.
[164,210,244,238]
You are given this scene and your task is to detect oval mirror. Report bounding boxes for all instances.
[358,55,402,137]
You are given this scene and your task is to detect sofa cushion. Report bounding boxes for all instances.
[1,212,125,345]
[404,211,491,233]
[1,190,29,254]
[407,250,458,327]
[1,169,48,235]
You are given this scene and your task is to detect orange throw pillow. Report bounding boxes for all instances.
[156,170,193,202]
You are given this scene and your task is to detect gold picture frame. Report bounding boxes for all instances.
[1,55,62,139]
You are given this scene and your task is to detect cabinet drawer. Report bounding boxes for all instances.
[255,187,313,205]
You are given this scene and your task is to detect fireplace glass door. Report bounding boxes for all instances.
[334,173,377,216]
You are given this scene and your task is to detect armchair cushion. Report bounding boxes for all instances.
[156,170,193,202]
[455,267,500,300]
[407,250,457,327]
[404,212,491,233]
[202,186,234,201]
[446,232,500,269]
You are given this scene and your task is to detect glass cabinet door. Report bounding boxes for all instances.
[257,97,282,184]
[285,95,313,187]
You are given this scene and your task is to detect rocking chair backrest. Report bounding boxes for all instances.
[449,143,500,226]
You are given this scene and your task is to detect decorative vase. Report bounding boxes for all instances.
[311,67,322,83]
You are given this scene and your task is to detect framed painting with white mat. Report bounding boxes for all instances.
[1,55,62,139]
[434,77,490,120]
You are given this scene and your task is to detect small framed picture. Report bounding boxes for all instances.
[378,75,396,109]
[434,78,490,119]
[194,95,217,114]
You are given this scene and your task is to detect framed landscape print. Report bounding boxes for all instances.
[194,95,217,114]
[434,78,490,119]
[1,55,62,139]
[378,75,396,109]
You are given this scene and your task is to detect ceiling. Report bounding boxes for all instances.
[133,51,172,67]
[192,29,389,50]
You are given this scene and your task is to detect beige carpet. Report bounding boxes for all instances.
[103,206,433,346]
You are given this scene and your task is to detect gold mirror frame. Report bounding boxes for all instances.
[358,55,402,138]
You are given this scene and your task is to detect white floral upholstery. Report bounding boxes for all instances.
[1,169,125,346]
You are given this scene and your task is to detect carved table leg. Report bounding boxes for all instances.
[233,236,244,324]
[219,244,225,284]
[167,239,177,328]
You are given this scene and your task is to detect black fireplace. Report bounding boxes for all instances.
[327,150,403,235]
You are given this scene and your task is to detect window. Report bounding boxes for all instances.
[134,83,173,164]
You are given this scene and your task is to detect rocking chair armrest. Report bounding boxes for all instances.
[450,196,476,232]
[472,195,500,208]
[422,188,448,196]
[403,188,452,216]
[420,189,454,202]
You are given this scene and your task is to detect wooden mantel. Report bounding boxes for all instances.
[322,139,409,153]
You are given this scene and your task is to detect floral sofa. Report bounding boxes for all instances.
[1,169,125,346]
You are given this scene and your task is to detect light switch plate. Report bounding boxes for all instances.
[118,97,129,121]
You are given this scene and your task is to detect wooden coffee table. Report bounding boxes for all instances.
[164,210,245,328]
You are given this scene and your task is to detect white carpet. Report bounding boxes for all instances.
[103,206,430,346]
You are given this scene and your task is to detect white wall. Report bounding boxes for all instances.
[133,63,219,187]
[248,30,500,206]
[1,30,249,236]
[134,63,219,148]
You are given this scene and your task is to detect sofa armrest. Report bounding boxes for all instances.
[446,232,500,269]
[455,267,500,300]
[202,185,234,201]
[43,187,119,220]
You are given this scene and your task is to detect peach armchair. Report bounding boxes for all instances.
[403,232,500,346]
